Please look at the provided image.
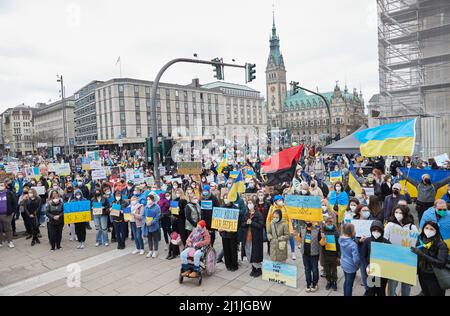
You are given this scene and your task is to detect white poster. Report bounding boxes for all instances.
[92,169,107,181]
[32,186,46,196]
[351,220,374,238]
[5,164,19,174]
[90,160,103,170]
[434,153,449,167]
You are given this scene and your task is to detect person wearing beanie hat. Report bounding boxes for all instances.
[266,195,295,260]
[200,185,220,247]
[180,219,211,279]
[382,182,412,222]
[360,220,391,296]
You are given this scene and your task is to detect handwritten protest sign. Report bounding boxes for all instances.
[262,260,297,288]
[57,163,71,176]
[351,220,374,238]
[285,195,323,222]
[387,225,419,248]
[362,187,375,196]
[64,201,91,224]
[211,207,239,232]
[90,160,102,170]
[92,202,103,216]
[110,204,122,217]
[5,164,19,175]
[92,169,107,181]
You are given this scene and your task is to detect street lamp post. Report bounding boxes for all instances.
[57,75,68,156]
[150,58,250,185]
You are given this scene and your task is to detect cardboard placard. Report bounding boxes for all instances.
[177,162,202,175]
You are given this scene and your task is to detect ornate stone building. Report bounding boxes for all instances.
[266,15,367,145]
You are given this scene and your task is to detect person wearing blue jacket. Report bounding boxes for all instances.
[339,223,360,296]
[420,199,450,259]
[143,194,161,259]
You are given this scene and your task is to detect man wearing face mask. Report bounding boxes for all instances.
[382,183,412,222]
[0,180,17,249]
[360,220,391,296]
[399,169,450,222]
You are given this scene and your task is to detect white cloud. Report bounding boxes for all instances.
[0,0,379,110]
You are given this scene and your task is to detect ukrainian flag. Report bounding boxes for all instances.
[369,242,417,286]
[217,154,228,174]
[354,119,417,157]
[348,161,363,195]
[329,171,342,183]
[228,170,245,202]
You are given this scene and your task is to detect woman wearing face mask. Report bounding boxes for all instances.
[267,209,290,263]
[380,175,393,202]
[328,182,349,225]
[185,193,201,241]
[384,205,418,296]
[158,192,171,251]
[92,189,110,247]
[46,190,64,251]
[73,189,88,249]
[245,179,258,194]
[63,183,77,242]
[343,198,360,226]
[256,191,271,253]
[143,194,161,258]
[266,196,296,260]
[172,188,188,245]
[360,220,391,296]
[309,180,324,199]
[411,221,448,296]
[353,204,373,293]
[398,169,450,222]
[218,193,241,271]
[241,198,264,277]
[24,188,42,246]
[130,195,145,255]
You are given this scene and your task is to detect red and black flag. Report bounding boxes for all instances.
[261,145,304,186]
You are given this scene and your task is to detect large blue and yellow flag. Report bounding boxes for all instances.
[354,119,417,157]
[216,154,228,174]
[227,170,245,202]
[348,161,363,195]
[399,167,450,200]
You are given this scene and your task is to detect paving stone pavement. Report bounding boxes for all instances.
[0,219,425,296]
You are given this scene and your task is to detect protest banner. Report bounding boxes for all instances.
[90,160,102,170]
[369,242,417,286]
[126,169,145,183]
[211,207,239,232]
[57,163,71,176]
[434,153,449,167]
[201,200,213,210]
[284,195,323,222]
[92,169,107,181]
[330,171,343,183]
[262,260,297,288]
[362,187,375,196]
[177,162,202,175]
[63,201,91,225]
[92,202,103,216]
[5,164,19,175]
[32,186,46,196]
[123,206,132,222]
[47,163,58,173]
[351,219,373,238]
[170,201,180,215]
[387,225,419,248]
[110,204,122,217]
[206,175,215,183]
[82,157,92,171]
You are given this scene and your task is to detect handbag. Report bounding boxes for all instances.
[432,262,450,290]
[272,222,287,251]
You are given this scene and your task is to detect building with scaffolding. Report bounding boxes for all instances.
[369,0,450,158]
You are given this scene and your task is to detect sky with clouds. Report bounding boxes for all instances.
[0,0,379,111]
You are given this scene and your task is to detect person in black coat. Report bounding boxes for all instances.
[171,188,188,244]
[360,220,391,296]
[241,198,264,277]
[200,185,220,247]
[411,221,449,296]
[46,190,64,251]
[24,188,42,246]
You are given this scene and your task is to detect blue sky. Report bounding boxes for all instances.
[0,0,379,110]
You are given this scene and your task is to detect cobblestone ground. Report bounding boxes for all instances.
[0,219,425,296]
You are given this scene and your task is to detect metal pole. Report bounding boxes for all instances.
[150,58,247,185]
[59,76,68,157]
[299,86,332,145]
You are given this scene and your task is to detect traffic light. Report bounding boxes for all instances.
[145,137,154,164]
[291,81,300,95]
[212,58,224,80]
[246,63,256,83]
